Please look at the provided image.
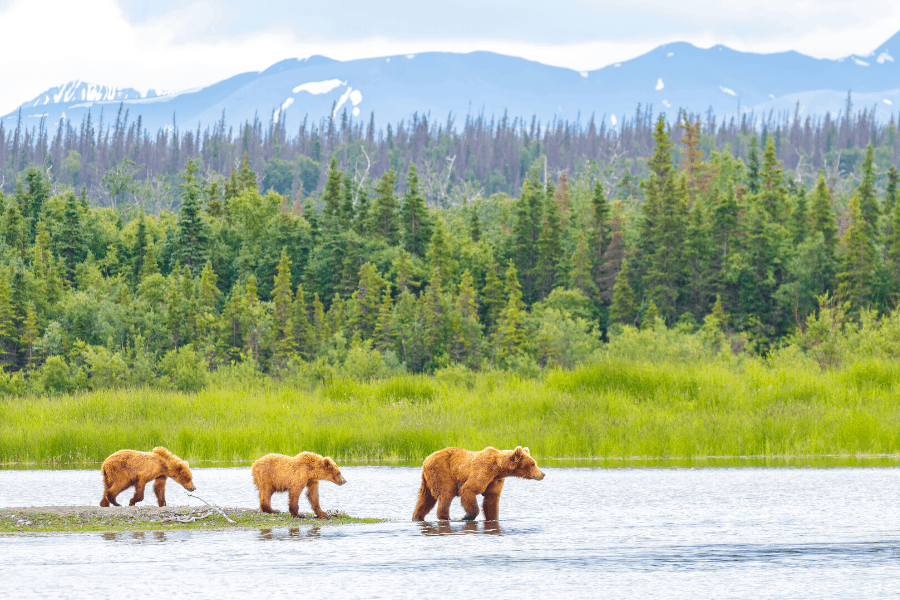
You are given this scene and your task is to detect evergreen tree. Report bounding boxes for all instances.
[132,210,150,283]
[292,283,314,357]
[372,286,394,352]
[535,187,563,299]
[354,185,370,236]
[272,249,295,364]
[371,169,399,244]
[884,165,899,252]
[340,172,356,229]
[641,300,661,329]
[511,169,544,304]
[747,135,760,194]
[838,191,877,311]
[569,231,599,301]
[174,159,209,275]
[0,271,17,368]
[426,218,451,285]
[469,203,481,243]
[649,114,674,182]
[322,157,342,225]
[480,261,504,330]
[609,261,637,326]
[809,171,838,256]
[400,163,433,257]
[56,190,85,281]
[494,260,527,361]
[857,143,880,242]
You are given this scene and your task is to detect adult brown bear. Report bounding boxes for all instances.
[251,452,346,518]
[412,446,544,521]
[99,447,196,507]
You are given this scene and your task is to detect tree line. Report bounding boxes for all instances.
[1,91,898,209]
[1,109,899,395]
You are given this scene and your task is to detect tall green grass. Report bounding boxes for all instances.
[3,357,900,464]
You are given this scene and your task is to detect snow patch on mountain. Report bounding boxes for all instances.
[353,107,360,117]
[720,86,736,97]
[349,89,363,106]
[293,79,345,95]
[610,114,617,126]
[273,97,294,123]
[854,58,870,67]
[333,87,354,118]
[877,50,894,64]
[655,78,664,91]
[885,99,893,105]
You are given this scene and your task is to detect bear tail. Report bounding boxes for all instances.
[412,473,436,521]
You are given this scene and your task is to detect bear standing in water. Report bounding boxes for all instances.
[251,452,346,518]
[100,447,196,507]
[413,446,544,521]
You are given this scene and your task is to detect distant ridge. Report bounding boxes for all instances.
[4,29,900,134]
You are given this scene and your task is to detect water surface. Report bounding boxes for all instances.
[2,467,899,599]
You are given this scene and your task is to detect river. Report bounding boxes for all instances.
[2,465,899,598]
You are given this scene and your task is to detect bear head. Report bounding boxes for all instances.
[154,447,197,491]
[505,446,544,480]
[322,456,347,486]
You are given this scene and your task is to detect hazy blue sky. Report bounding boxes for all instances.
[1,0,899,114]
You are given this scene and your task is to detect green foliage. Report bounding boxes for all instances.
[158,345,211,392]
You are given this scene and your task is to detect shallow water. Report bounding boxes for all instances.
[2,467,900,599]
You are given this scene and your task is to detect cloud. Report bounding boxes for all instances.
[1,0,899,115]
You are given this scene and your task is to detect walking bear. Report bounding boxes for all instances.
[100,447,196,507]
[413,446,544,521]
[251,452,347,518]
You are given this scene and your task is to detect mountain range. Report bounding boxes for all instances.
[4,29,900,135]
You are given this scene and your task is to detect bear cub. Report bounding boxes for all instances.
[100,447,196,507]
[251,452,346,518]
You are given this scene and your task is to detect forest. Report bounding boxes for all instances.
[1,102,900,396]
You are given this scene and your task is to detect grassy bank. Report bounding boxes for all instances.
[2,357,900,464]
[0,507,381,533]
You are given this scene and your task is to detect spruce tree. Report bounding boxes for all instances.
[340,172,356,229]
[469,203,481,243]
[838,192,877,311]
[511,169,544,304]
[400,163,433,257]
[649,114,674,182]
[132,210,149,283]
[535,188,563,299]
[747,135,760,194]
[371,169,399,245]
[569,231,599,301]
[56,190,85,281]
[272,249,295,364]
[609,262,637,326]
[809,171,838,256]
[372,286,395,352]
[494,260,527,360]
[426,218,451,286]
[322,157,342,225]
[480,261,504,330]
[857,143,880,242]
[173,159,209,275]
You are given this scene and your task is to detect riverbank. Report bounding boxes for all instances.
[0,506,382,533]
[2,356,900,463]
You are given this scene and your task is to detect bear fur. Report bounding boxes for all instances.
[413,446,544,521]
[251,452,347,518]
[99,447,196,507]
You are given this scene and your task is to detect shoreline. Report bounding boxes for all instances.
[0,506,383,534]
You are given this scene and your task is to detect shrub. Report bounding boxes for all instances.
[158,345,211,392]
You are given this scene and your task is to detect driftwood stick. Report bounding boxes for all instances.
[163,511,213,523]
[186,493,237,524]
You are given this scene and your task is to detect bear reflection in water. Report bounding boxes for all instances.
[257,526,322,541]
[417,520,503,536]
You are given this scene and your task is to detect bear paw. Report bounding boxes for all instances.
[462,513,477,521]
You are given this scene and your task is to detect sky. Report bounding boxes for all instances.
[1,0,899,114]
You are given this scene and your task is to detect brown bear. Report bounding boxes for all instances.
[413,446,544,521]
[99,447,196,507]
[251,452,347,518]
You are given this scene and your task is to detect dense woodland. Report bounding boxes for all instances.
[2,102,900,395]
[2,93,900,207]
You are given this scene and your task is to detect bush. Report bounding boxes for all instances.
[158,345,211,392]
[34,356,87,395]
[80,345,127,389]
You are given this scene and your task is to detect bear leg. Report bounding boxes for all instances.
[103,481,129,507]
[459,490,480,521]
[129,480,148,506]
[482,479,504,521]
[258,486,276,513]
[435,495,454,520]
[412,476,437,520]
[288,485,304,518]
[153,476,167,507]
[306,481,329,519]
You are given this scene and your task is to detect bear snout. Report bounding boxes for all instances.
[186,483,197,491]
[533,470,545,480]
[338,476,347,486]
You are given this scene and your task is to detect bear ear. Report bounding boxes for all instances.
[523,447,530,455]
[513,446,524,456]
